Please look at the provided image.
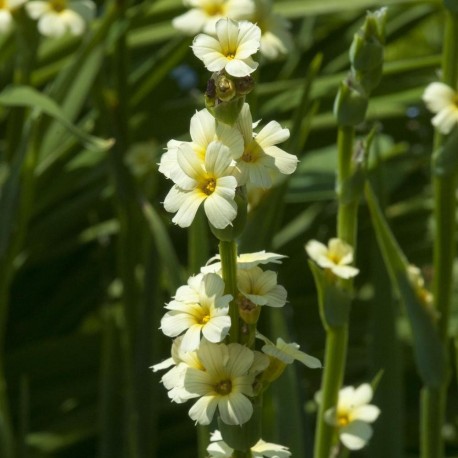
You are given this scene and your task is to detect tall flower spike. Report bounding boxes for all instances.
[192,18,261,77]
[163,141,238,229]
[305,238,359,279]
[422,82,458,135]
[318,383,381,451]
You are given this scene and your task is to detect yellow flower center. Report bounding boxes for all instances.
[215,379,233,395]
[202,178,216,195]
[203,3,224,16]
[49,0,67,12]
[327,252,342,265]
[200,314,211,324]
[242,141,262,163]
[0,0,6,10]
[226,52,236,60]
[337,413,350,427]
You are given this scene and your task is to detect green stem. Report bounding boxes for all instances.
[189,214,210,458]
[313,326,348,458]
[314,126,357,458]
[219,241,239,343]
[421,10,458,458]
[233,450,252,458]
[337,126,357,245]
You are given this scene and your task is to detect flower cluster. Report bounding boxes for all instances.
[173,0,292,60]
[154,17,320,454]
[153,252,321,427]
[316,383,380,451]
[159,18,297,231]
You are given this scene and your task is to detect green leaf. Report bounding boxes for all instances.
[39,47,105,160]
[0,86,113,152]
[365,182,446,388]
[141,198,185,292]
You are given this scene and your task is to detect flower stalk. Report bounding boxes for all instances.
[313,9,386,457]
[421,7,458,458]
[219,240,240,344]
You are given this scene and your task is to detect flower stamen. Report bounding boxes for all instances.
[215,379,232,395]
[202,178,216,195]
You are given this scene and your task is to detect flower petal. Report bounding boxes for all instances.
[218,392,253,425]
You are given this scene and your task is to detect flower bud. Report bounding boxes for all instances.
[215,72,237,102]
[349,33,384,73]
[333,76,368,126]
[236,294,261,324]
[258,356,287,384]
[209,186,247,241]
[362,7,387,45]
[212,95,245,125]
[349,8,386,94]
[235,75,255,95]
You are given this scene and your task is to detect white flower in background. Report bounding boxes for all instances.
[26,0,95,37]
[192,18,261,77]
[159,108,243,185]
[151,336,204,403]
[207,430,291,458]
[258,333,322,369]
[125,141,157,177]
[201,250,286,274]
[422,82,458,135]
[251,0,293,60]
[235,103,298,188]
[182,340,268,425]
[163,141,238,229]
[173,0,255,35]
[319,383,381,450]
[0,0,26,34]
[407,264,433,306]
[305,238,359,279]
[237,266,287,308]
[160,273,232,351]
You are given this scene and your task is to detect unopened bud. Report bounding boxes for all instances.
[237,294,261,324]
[235,75,255,95]
[215,73,236,102]
[362,7,387,45]
[259,356,287,383]
[334,76,368,126]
